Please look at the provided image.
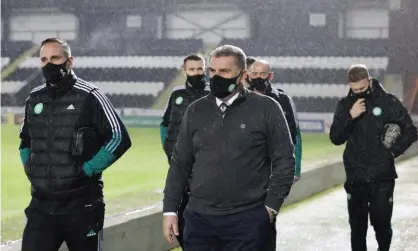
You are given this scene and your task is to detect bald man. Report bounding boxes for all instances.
[248,61,302,180]
[248,59,302,251]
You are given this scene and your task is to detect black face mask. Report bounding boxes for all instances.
[210,72,242,99]
[352,85,372,100]
[187,74,206,90]
[249,78,269,92]
[42,61,69,87]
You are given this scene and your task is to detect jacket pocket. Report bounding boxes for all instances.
[72,161,88,178]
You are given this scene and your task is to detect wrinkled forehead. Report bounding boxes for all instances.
[209,56,238,70]
[40,42,66,58]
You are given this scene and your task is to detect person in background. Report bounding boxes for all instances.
[160,53,209,248]
[162,45,295,251]
[248,59,302,182]
[19,38,131,251]
[243,56,256,88]
[329,64,417,251]
[248,59,303,251]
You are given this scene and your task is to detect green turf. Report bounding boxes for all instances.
[1,124,343,242]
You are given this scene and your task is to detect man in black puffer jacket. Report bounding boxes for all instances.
[330,64,417,251]
[160,54,209,161]
[160,53,209,248]
[19,38,131,251]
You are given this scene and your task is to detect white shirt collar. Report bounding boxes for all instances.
[215,92,240,107]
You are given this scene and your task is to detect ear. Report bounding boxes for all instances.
[240,70,248,84]
[268,72,274,81]
[67,56,74,69]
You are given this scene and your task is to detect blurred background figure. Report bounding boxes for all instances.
[244,56,256,88]
[160,53,209,249]
[248,59,302,183]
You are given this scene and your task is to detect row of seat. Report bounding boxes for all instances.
[292,97,339,113]
[0,89,348,113]
[90,82,165,96]
[1,80,165,95]
[268,68,384,84]
[1,81,27,94]
[103,94,156,108]
[2,79,351,99]
[17,56,388,70]
[221,38,390,57]
[1,41,34,58]
[272,83,349,98]
[71,38,203,57]
[1,57,10,69]
[1,93,156,108]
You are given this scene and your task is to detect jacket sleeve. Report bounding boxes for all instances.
[160,93,174,146]
[295,128,302,177]
[265,99,295,212]
[19,98,31,166]
[278,95,297,144]
[163,105,195,213]
[288,96,302,177]
[329,99,354,145]
[83,89,132,176]
[388,95,418,157]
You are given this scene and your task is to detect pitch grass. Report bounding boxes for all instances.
[1,125,343,242]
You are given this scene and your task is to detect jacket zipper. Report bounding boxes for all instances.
[47,99,55,213]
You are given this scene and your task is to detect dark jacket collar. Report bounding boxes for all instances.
[185,81,207,95]
[347,78,385,99]
[46,70,77,98]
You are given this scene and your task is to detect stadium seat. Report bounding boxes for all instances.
[92,81,165,96]
[1,81,27,94]
[1,57,10,69]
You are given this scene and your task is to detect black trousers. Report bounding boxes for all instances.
[183,204,272,251]
[176,188,190,248]
[21,203,105,251]
[344,180,395,251]
[265,218,277,251]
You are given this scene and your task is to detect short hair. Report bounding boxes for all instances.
[183,53,205,66]
[210,45,246,70]
[246,57,256,69]
[40,38,72,59]
[348,64,370,83]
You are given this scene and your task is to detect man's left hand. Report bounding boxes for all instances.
[265,207,275,223]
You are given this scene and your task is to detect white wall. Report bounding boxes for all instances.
[166,9,250,44]
[9,12,79,44]
[344,9,389,39]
